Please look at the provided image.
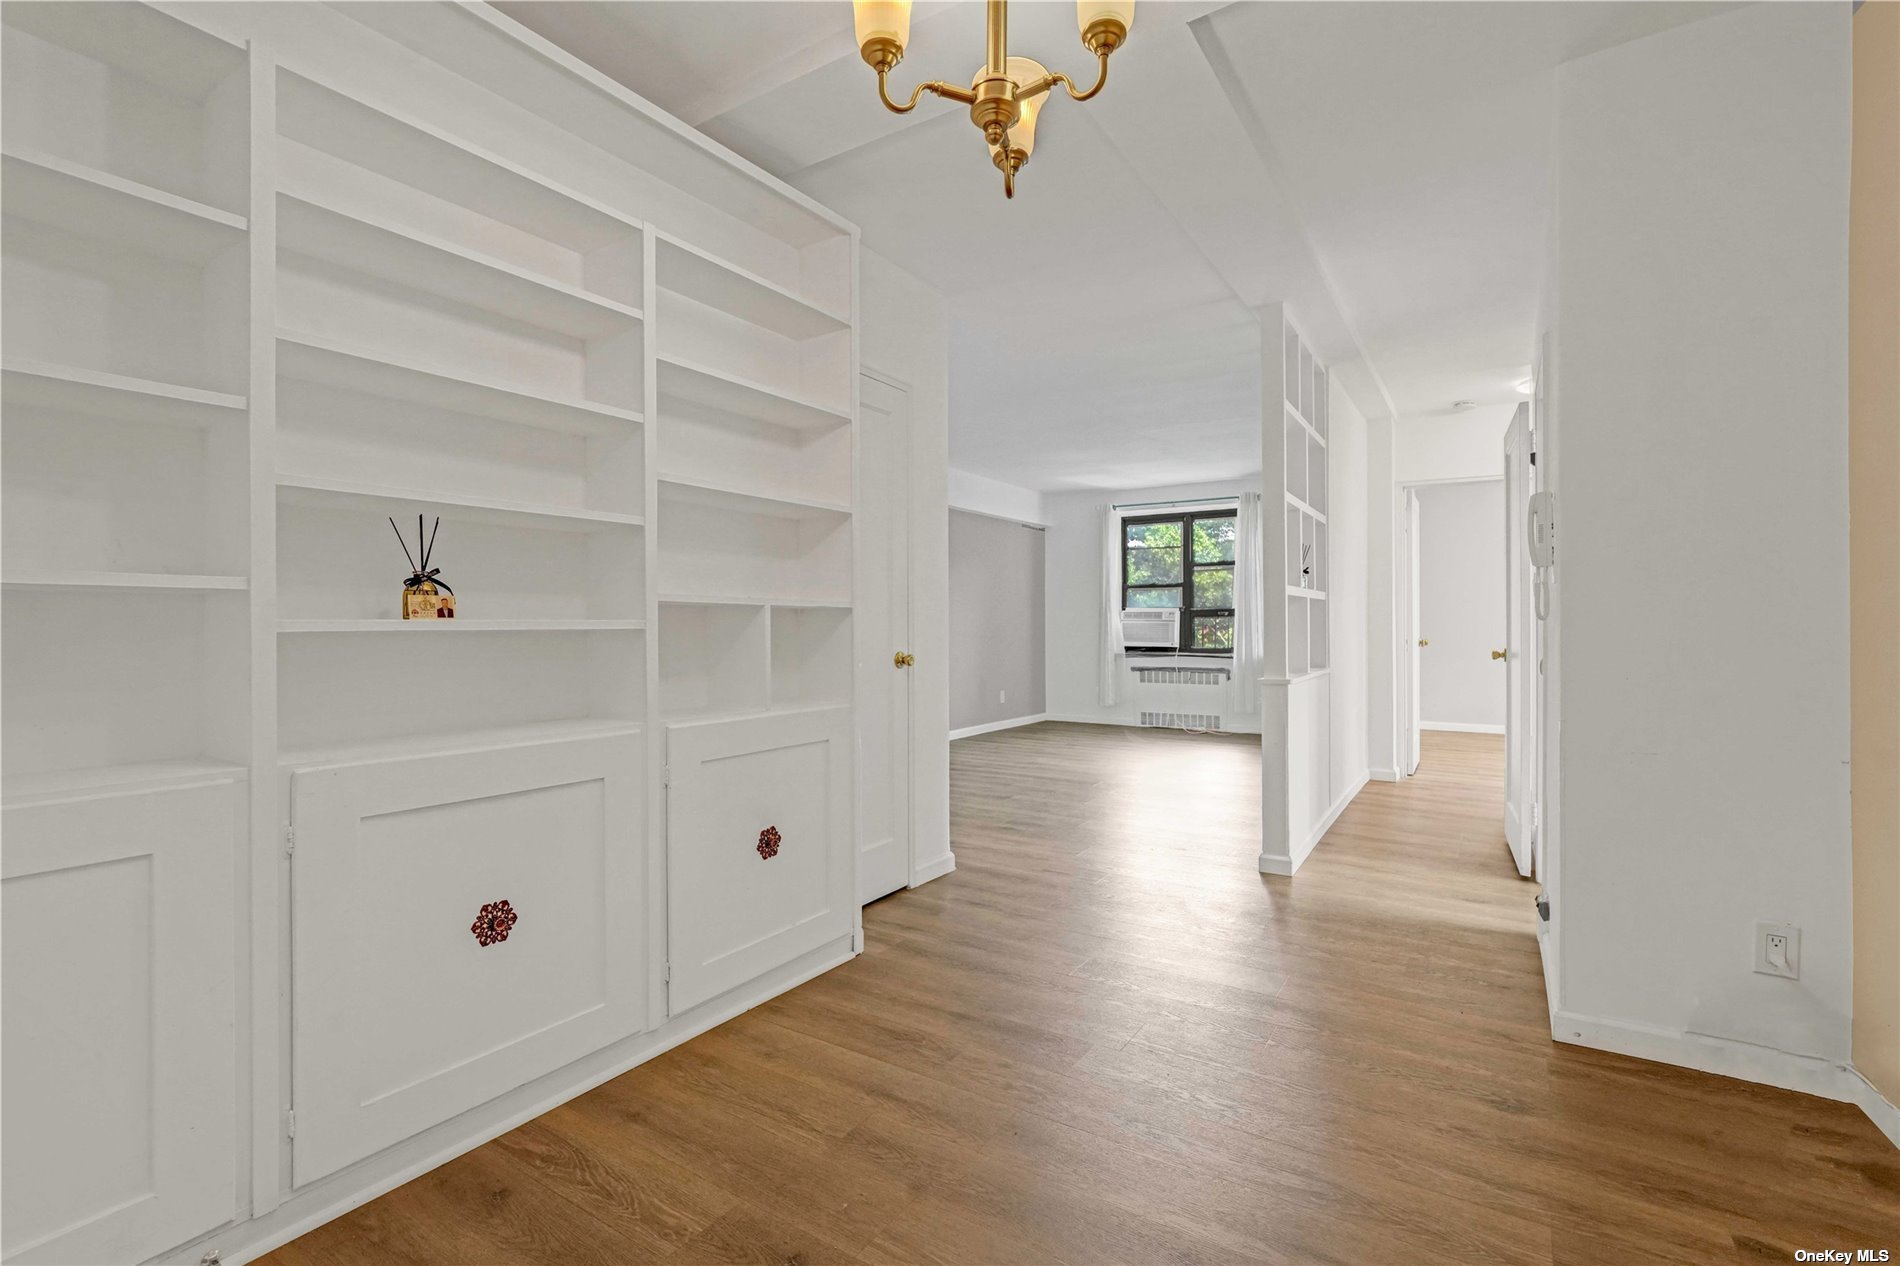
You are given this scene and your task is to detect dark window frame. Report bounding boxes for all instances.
[1121,508,1238,655]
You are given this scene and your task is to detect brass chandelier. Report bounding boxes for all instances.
[851,0,1136,198]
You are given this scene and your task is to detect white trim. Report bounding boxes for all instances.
[1421,720,1506,735]
[1258,770,1369,876]
[178,938,856,1266]
[1550,1008,1860,1106]
[1368,767,1401,782]
[949,713,1046,741]
[1043,713,1263,736]
[1846,1067,1900,1150]
[910,851,956,887]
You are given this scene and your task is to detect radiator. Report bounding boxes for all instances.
[1132,666,1230,686]
[1139,711,1223,730]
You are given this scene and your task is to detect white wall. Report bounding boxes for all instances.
[1366,414,1399,778]
[1417,480,1506,731]
[1397,406,1516,485]
[1044,478,1261,733]
[948,468,1047,525]
[1328,384,1372,795]
[1546,2,1853,1084]
[861,247,954,882]
[948,511,1045,734]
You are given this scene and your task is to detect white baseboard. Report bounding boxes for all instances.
[1847,1066,1900,1149]
[1258,770,1370,876]
[178,936,858,1266]
[949,713,1046,741]
[1043,712,1263,736]
[1421,720,1506,735]
[1550,1008,1864,1108]
[1368,767,1401,782]
[910,851,956,886]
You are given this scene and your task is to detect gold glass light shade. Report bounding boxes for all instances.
[854,0,912,51]
[1077,0,1133,52]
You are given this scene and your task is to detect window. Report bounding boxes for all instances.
[1122,509,1237,653]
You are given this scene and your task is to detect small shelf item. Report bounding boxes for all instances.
[390,515,456,619]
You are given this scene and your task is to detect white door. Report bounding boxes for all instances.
[1502,404,1536,877]
[291,732,645,1184]
[667,708,854,1011]
[857,373,912,902]
[1400,489,1423,776]
[2,780,239,1266]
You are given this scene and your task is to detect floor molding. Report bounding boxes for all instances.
[1421,721,1506,735]
[910,851,956,886]
[1259,770,1371,876]
[949,714,1046,741]
[1369,767,1401,782]
[178,938,857,1266]
[1846,1066,1900,1149]
[1551,1008,1866,1109]
[1043,713,1264,736]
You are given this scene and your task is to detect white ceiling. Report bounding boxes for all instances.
[500,1,1731,491]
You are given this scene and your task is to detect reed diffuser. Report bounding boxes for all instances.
[391,515,456,619]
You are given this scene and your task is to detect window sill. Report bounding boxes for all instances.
[1124,653,1233,671]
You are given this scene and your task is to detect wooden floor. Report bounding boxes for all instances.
[264,725,1897,1265]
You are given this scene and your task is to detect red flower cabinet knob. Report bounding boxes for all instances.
[471,899,518,947]
[757,826,781,860]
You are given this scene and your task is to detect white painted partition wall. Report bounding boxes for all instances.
[0,4,860,1262]
[1258,303,1351,876]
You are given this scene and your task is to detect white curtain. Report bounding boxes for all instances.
[1099,503,1124,707]
[1230,491,1265,715]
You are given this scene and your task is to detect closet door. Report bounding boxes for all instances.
[1,780,240,1266]
[289,730,643,1185]
[666,707,852,1014]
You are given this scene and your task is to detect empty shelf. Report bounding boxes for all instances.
[277,192,643,340]
[658,475,849,521]
[279,618,644,633]
[2,570,248,593]
[3,758,247,808]
[277,475,644,532]
[277,333,641,436]
[655,233,848,340]
[278,718,642,770]
[655,355,850,434]
[2,149,246,262]
[2,359,247,428]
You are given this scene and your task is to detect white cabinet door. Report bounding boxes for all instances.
[290,731,644,1186]
[2,780,240,1266]
[666,707,853,1014]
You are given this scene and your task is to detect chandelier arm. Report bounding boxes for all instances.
[1018,52,1112,105]
[876,68,978,114]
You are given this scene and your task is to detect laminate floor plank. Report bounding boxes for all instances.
[260,725,1898,1265]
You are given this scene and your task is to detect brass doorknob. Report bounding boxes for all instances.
[893,651,915,668]
[1492,648,1507,660]
[1418,638,1430,647]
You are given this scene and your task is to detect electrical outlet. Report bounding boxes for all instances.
[998,690,1006,704]
[1754,922,1800,979]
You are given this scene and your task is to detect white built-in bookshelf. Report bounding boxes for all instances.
[1260,304,1333,877]
[0,5,859,1262]
[1282,322,1330,676]
[1,3,252,803]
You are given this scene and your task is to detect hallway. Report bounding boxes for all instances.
[263,727,1896,1266]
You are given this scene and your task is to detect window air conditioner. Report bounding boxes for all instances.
[1120,608,1180,650]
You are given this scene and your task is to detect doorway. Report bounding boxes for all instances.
[858,372,914,903]
[1395,477,1507,777]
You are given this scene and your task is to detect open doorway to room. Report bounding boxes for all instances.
[1395,476,1516,870]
